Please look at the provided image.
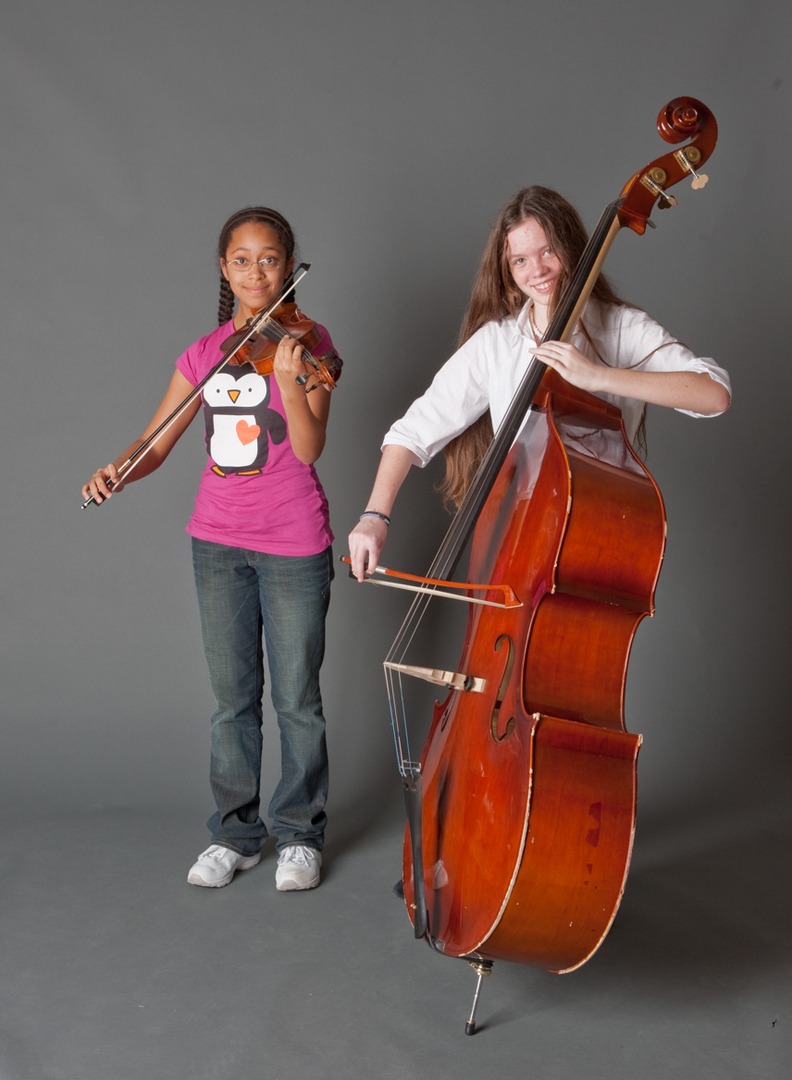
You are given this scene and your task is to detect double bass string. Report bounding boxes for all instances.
[381,202,623,776]
[385,584,438,777]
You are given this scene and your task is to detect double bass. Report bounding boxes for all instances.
[356,98,718,1033]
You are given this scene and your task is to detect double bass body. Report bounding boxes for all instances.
[370,99,719,1003]
[402,372,666,972]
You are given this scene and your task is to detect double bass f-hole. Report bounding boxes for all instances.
[434,632,517,739]
[491,634,516,743]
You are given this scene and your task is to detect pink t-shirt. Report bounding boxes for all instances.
[176,319,337,556]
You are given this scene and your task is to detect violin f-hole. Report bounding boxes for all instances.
[490,634,516,743]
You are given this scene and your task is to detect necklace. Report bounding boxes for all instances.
[528,304,546,341]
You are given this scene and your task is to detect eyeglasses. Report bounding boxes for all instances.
[225,256,282,273]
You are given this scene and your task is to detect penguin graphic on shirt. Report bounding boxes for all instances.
[202,366,287,476]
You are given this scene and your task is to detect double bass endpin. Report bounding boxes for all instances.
[464,959,493,1036]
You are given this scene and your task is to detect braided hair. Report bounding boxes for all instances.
[216,207,297,325]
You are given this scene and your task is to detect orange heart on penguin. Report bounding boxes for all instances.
[236,420,261,445]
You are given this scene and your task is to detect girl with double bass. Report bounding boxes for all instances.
[348,185,730,575]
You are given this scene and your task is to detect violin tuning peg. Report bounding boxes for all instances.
[690,171,709,190]
[657,192,678,210]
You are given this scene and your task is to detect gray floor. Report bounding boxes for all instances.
[1,786,789,1080]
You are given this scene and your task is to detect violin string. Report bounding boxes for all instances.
[121,285,306,478]
[81,272,311,509]
[256,314,326,377]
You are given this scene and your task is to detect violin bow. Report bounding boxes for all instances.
[81,264,311,509]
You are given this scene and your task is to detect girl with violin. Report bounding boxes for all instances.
[83,207,341,891]
[348,185,731,578]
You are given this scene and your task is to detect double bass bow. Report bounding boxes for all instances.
[351,97,718,1033]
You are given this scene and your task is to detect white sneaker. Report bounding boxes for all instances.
[187,845,261,888]
[275,845,322,891]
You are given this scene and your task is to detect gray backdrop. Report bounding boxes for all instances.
[2,0,790,842]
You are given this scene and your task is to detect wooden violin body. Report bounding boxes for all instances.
[221,301,342,389]
[402,373,665,969]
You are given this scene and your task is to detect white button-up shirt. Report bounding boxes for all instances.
[383,300,731,466]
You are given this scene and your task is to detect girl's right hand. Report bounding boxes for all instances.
[348,517,388,582]
[81,463,122,505]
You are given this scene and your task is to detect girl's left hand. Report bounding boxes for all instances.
[273,336,306,397]
[531,341,604,394]
[273,336,334,397]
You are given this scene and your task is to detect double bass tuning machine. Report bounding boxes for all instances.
[675,145,710,190]
[642,144,710,212]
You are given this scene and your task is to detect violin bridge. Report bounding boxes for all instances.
[384,662,486,693]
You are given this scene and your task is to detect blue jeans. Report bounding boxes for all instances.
[191,538,333,856]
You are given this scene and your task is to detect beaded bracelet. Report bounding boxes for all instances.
[359,510,391,527]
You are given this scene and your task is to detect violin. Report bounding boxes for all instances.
[81,263,338,509]
[221,301,342,391]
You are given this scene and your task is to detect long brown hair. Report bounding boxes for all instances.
[440,186,626,507]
